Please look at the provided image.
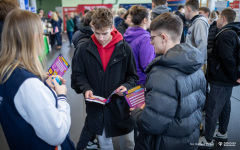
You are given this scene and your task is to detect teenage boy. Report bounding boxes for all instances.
[185,0,209,73]
[73,8,138,150]
[130,12,206,150]
[199,8,240,149]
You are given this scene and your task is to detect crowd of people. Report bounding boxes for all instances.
[0,0,240,150]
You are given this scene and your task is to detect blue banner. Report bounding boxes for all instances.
[119,3,152,10]
[24,0,29,10]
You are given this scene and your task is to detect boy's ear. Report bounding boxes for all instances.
[222,16,226,23]
[186,6,191,12]
[143,18,147,24]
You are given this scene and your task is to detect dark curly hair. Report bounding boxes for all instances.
[130,5,149,26]
[91,8,113,30]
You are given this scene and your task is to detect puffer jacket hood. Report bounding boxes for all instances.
[72,23,93,47]
[220,22,240,33]
[152,5,170,16]
[191,16,209,28]
[146,43,204,74]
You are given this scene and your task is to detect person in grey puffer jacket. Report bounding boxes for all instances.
[131,13,206,150]
[184,0,209,66]
[151,0,171,20]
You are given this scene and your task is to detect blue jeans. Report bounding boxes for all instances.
[67,31,73,45]
[205,83,233,141]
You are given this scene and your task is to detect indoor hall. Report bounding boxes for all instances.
[0,33,240,150]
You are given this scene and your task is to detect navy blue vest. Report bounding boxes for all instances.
[0,68,75,150]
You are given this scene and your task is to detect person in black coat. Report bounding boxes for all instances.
[72,10,95,50]
[73,8,138,150]
[117,10,132,36]
[199,9,240,149]
[131,13,206,150]
[207,11,219,59]
[174,5,187,43]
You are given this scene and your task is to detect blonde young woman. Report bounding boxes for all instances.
[0,9,75,150]
[51,12,62,49]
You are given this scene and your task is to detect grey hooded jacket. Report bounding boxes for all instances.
[151,5,171,20]
[186,16,209,64]
[132,43,206,150]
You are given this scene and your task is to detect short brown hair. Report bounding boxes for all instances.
[152,0,167,6]
[130,5,149,26]
[83,10,95,26]
[91,8,113,30]
[185,0,199,12]
[221,8,236,23]
[0,0,19,21]
[199,7,210,17]
[150,12,183,42]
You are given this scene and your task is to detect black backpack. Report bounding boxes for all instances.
[223,29,240,76]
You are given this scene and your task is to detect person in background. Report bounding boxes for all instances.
[51,12,62,49]
[65,14,74,47]
[73,12,80,33]
[199,8,240,149]
[0,0,19,45]
[130,12,206,150]
[73,8,138,150]
[151,0,171,20]
[124,5,155,85]
[174,4,187,43]
[117,9,132,36]
[72,10,95,49]
[0,9,75,150]
[114,8,127,28]
[184,0,209,74]
[56,11,63,42]
[199,7,210,22]
[72,10,100,149]
[80,9,90,23]
[207,10,219,59]
[38,8,46,22]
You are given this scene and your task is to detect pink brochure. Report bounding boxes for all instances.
[48,53,70,77]
[85,90,117,105]
[124,85,145,108]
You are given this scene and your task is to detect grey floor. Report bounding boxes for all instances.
[0,34,240,150]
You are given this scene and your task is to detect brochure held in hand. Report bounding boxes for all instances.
[85,90,117,105]
[48,53,70,77]
[124,85,145,108]
[86,85,145,109]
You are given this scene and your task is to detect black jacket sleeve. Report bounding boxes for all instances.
[73,45,93,95]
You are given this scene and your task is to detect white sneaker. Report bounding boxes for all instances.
[213,131,228,142]
[198,136,214,149]
[86,138,99,149]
